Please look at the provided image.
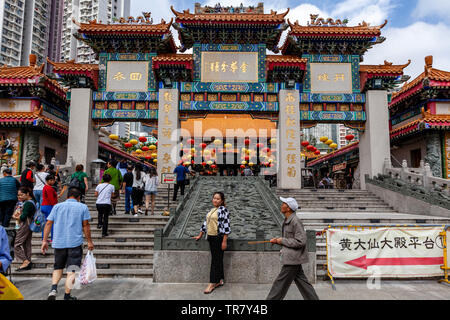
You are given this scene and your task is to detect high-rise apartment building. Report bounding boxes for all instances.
[61,0,130,63]
[0,0,63,68]
[338,124,359,148]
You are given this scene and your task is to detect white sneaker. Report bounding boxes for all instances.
[138,209,144,214]
[134,214,138,217]
[48,289,57,300]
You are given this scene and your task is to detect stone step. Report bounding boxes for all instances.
[10,268,153,278]
[30,241,154,250]
[298,208,397,212]
[12,258,154,270]
[28,249,154,259]
[299,203,393,208]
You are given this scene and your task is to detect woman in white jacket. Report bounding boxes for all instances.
[143,168,158,215]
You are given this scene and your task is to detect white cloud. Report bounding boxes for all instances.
[412,0,450,19]
[363,22,450,79]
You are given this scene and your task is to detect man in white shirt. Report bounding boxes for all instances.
[95,173,115,237]
[34,164,49,208]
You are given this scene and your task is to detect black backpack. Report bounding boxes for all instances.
[69,173,81,189]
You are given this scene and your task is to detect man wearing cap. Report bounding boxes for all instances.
[266,197,319,300]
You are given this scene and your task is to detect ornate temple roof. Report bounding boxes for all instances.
[307,141,359,167]
[359,60,411,74]
[359,60,410,91]
[390,56,450,107]
[390,108,450,140]
[47,58,99,90]
[288,19,387,37]
[73,18,173,35]
[0,55,67,101]
[152,54,194,68]
[0,107,68,135]
[171,6,289,24]
[73,15,177,55]
[266,55,307,69]
[171,5,288,52]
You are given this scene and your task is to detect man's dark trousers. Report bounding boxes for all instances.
[266,264,319,300]
[172,180,185,201]
[0,200,17,227]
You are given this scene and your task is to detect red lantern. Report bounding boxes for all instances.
[263,147,271,153]
[188,139,195,145]
[240,165,245,169]
[199,142,207,149]
[201,162,206,166]
[301,141,309,147]
[124,142,132,148]
[139,136,147,143]
[244,156,250,161]
[211,164,217,169]
[145,155,152,160]
[142,146,149,152]
[256,143,264,148]
[314,150,320,155]
[345,134,355,141]
[244,139,250,145]
[306,145,315,151]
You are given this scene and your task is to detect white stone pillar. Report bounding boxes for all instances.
[359,90,390,189]
[157,88,180,186]
[278,89,302,189]
[66,88,98,175]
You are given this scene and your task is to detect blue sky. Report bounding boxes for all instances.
[130,0,450,79]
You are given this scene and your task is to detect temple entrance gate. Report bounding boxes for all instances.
[53,5,410,190]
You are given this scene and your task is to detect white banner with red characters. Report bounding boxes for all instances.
[326,227,445,278]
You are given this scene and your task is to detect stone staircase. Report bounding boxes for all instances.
[276,188,450,279]
[10,185,179,278]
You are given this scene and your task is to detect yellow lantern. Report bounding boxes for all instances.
[183,161,190,166]
[248,162,254,166]
[151,153,157,158]
[224,143,232,148]
[213,139,222,146]
[268,158,274,163]
[135,149,143,154]
[319,136,328,143]
[129,139,138,145]
[153,159,157,163]
[325,139,333,145]
[191,148,196,153]
[241,147,247,153]
[149,145,156,150]
[109,134,119,140]
[330,143,338,149]
[203,149,211,155]
[241,160,247,165]
[207,160,213,165]
[270,138,277,144]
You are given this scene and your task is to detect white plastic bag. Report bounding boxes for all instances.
[78,250,97,285]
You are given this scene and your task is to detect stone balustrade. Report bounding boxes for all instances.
[383,158,450,196]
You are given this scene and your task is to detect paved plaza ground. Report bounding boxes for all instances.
[12,278,450,300]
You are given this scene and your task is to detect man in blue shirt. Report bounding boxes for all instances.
[0,168,20,227]
[172,162,193,201]
[41,188,94,300]
[0,226,12,274]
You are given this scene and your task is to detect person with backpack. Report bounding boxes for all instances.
[20,161,35,189]
[70,164,89,202]
[12,187,36,271]
[33,164,49,208]
[102,160,122,215]
[121,165,134,215]
[0,168,20,227]
[143,168,158,215]
[95,174,115,237]
[41,175,60,242]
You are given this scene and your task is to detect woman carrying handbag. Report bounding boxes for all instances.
[13,187,36,271]
[194,192,231,294]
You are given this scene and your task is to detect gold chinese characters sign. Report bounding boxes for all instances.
[157,89,180,184]
[106,61,149,92]
[278,90,302,189]
[201,52,258,83]
[310,63,352,94]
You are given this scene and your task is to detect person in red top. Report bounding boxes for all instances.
[41,175,60,241]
